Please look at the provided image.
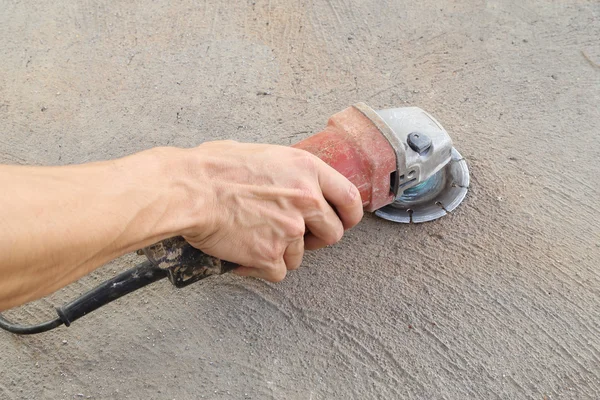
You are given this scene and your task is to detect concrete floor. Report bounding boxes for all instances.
[1,1,599,399]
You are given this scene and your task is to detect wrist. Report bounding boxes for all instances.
[150,146,215,239]
[128,146,212,242]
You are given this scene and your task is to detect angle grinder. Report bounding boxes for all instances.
[0,103,469,334]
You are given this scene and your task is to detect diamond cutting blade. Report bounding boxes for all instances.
[374,148,469,223]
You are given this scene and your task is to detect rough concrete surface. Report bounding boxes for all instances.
[1,1,599,399]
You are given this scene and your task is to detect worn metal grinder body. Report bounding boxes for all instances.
[0,103,468,334]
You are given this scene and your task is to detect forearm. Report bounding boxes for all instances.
[0,147,200,311]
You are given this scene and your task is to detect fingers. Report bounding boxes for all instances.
[304,232,327,251]
[232,238,304,281]
[300,158,363,250]
[304,195,344,250]
[283,237,304,271]
[303,201,344,251]
[233,262,286,282]
[314,159,364,230]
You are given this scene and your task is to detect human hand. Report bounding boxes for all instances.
[179,141,363,282]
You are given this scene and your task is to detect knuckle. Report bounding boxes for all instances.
[294,150,318,172]
[263,245,282,264]
[287,219,306,238]
[295,185,321,208]
[345,183,361,205]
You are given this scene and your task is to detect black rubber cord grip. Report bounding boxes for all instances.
[56,261,168,326]
[142,236,239,287]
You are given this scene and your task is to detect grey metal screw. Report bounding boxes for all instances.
[407,132,432,154]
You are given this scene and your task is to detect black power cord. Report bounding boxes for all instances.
[0,260,168,335]
[0,314,64,335]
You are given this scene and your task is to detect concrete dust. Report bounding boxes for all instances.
[1,0,599,399]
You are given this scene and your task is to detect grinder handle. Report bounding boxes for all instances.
[141,237,238,287]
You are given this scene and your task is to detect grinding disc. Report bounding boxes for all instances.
[374,148,469,223]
